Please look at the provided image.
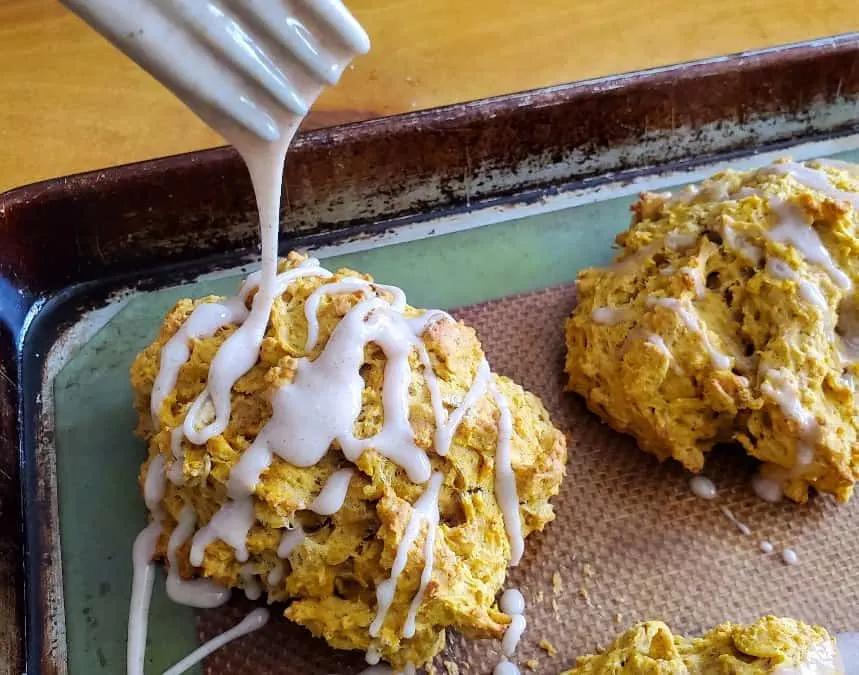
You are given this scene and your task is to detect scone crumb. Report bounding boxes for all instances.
[614,612,623,624]
[582,563,595,578]
[552,598,559,615]
[525,659,539,671]
[579,585,594,608]
[443,660,460,675]
[539,639,558,656]
[552,572,562,594]
[536,590,545,604]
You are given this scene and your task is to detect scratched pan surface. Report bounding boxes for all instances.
[5,34,859,675]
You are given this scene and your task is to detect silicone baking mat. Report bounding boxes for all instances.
[199,283,859,674]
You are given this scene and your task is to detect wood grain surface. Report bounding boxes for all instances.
[1,0,858,192]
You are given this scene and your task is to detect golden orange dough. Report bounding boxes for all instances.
[562,616,839,674]
[565,158,859,503]
[131,252,567,668]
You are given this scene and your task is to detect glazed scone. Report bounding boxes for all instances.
[563,616,840,674]
[131,252,567,668]
[565,158,859,503]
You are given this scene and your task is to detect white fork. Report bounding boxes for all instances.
[59,0,370,142]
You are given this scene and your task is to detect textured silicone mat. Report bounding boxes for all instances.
[200,283,859,675]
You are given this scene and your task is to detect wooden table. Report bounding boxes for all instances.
[2,0,859,192]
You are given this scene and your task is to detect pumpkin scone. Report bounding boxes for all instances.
[565,158,859,503]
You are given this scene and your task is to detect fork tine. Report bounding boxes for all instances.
[301,0,370,55]
[63,0,280,140]
[173,0,308,116]
[231,0,343,86]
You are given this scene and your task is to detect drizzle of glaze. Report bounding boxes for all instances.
[759,368,819,443]
[752,473,785,503]
[591,307,628,325]
[498,587,527,663]
[722,220,764,265]
[689,475,718,500]
[494,661,521,675]
[166,504,231,608]
[500,588,525,615]
[277,525,306,558]
[490,381,524,566]
[365,643,382,665]
[502,614,527,657]
[127,522,161,675]
[161,608,270,675]
[767,161,859,213]
[759,540,774,554]
[782,548,799,565]
[239,563,262,600]
[647,297,732,370]
[370,472,443,638]
[719,506,751,536]
[835,632,859,674]
[190,496,255,565]
[182,262,334,446]
[310,468,354,515]
[151,291,251,426]
[765,196,851,290]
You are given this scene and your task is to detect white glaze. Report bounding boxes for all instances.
[767,257,797,280]
[752,473,785,503]
[766,196,851,290]
[798,280,829,314]
[490,382,525,566]
[239,564,262,600]
[501,614,527,657]
[774,638,843,674]
[647,297,732,370]
[226,296,434,497]
[782,548,799,565]
[166,504,231,608]
[182,262,332,446]
[689,475,718,500]
[365,643,382,665]
[266,564,284,587]
[760,368,818,442]
[304,276,372,351]
[759,540,774,554]
[591,307,628,325]
[127,522,161,675]
[500,589,525,616]
[719,506,751,535]
[190,496,255,565]
[722,221,764,265]
[277,525,306,558]
[151,294,250,426]
[432,358,492,456]
[161,608,270,675]
[310,468,354,515]
[143,454,167,512]
[494,661,521,675]
[768,161,859,213]
[371,471,443,638]
[836,632,859,674]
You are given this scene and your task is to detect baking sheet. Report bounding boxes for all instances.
[49,146,859,674]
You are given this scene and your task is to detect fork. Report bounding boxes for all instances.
[59,0,370,142]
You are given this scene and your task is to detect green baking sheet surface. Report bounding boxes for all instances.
[52,147,859,673]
